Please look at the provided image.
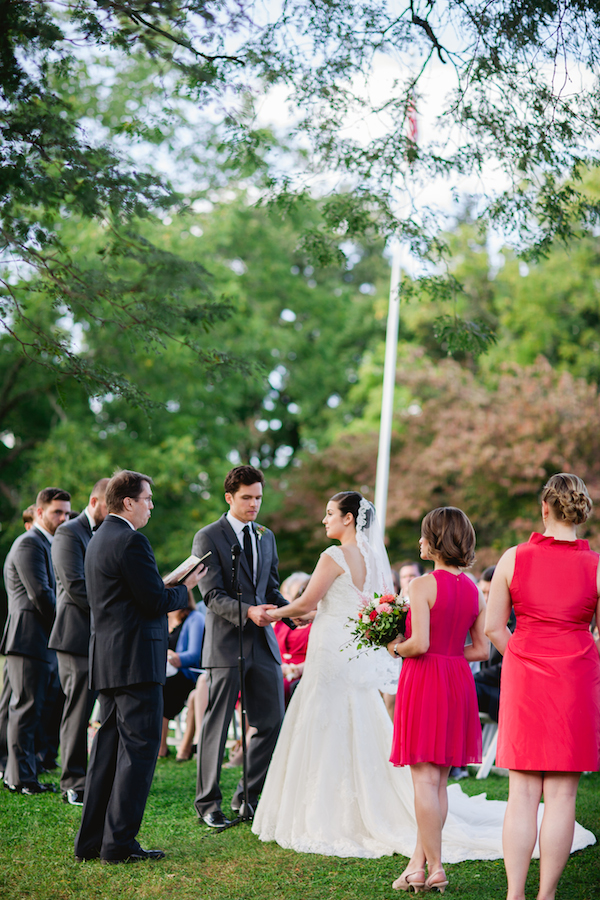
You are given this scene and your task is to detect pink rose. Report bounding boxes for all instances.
[375,602,393,614]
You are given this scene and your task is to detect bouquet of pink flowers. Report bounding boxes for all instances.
[347,592,409,651]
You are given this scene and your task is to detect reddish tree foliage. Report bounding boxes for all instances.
[272,357,600,565]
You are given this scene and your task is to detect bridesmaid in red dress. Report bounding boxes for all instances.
[486,473,600,900]
[387,507,488,893]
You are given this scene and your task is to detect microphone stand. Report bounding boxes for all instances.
[218,543,253,831]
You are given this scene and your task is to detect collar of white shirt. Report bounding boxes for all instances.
[226,511,253,539]
[33,523,54,544]
[109,513,135,530]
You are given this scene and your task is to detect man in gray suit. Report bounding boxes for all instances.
[192,465,291,828]
[75,470,206,864]
[1,487,71,794]
[49,478,109,806]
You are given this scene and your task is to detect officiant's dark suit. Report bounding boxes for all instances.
[75,471,193,863]
[48,479,109,802]
[193,465,290,825]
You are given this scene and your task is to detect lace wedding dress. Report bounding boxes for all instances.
[252,545,596,860]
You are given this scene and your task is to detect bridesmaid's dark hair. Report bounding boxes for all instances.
[421,507,476,568]
[330,491,371,526]
[541,473,592,525]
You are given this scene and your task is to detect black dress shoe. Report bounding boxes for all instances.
[62,788,85,806]
[4,781,58,795]
[201,810,231,828]
[75,851,100,862]
[101,849,166,864]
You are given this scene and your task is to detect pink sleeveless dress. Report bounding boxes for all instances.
[390,570,482,767]
[497,533,600,771]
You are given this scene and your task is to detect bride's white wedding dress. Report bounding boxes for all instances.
[252,546,596,860]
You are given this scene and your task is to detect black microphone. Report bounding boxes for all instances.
[231,542,241,591]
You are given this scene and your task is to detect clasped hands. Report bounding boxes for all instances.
[246,605,311,627]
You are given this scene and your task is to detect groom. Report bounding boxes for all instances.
[192,465,291,827]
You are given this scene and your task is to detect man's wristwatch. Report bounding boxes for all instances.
[393,643,401,658]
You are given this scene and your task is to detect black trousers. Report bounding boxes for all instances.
[194,638,284,816]
[475,678,500,723]
[74,682,162,860]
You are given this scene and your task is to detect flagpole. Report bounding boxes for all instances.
[374,241,401,532]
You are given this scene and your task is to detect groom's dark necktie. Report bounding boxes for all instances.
[242,524,254,578]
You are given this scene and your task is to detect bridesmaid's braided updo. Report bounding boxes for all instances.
[541,473,592,525]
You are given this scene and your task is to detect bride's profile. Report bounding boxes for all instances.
[252,491,595,862]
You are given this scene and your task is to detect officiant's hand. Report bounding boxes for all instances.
[247,604,278,627]
[182,563,208,589]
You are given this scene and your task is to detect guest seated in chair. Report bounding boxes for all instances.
[159,592,205,758]
[275,573,312,708]
[473,566,515,722]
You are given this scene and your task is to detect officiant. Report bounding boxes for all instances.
[74,470,207,864]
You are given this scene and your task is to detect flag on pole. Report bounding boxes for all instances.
[407,92,418,145]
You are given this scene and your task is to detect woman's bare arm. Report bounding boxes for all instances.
[484,547,517,655]
[464,589,489,662]
[386,574,434,658]
[269,553,343,620]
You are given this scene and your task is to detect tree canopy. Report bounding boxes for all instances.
[3,1,600,394]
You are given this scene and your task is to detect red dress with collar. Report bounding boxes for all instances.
[496,532,600,771]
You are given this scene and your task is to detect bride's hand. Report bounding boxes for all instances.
[386,635,405,658]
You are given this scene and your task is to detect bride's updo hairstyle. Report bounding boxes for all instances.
[541,473,592,525]
[421,507,476,568]
[330,491,371,527]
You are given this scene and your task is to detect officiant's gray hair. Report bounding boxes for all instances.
[330,491,371,526]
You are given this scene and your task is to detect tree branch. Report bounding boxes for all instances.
[410,0,447,64]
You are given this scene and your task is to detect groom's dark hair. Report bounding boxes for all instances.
[224,465,265,495]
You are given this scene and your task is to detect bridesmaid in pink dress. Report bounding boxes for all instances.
[486,473,600,900]
[387,507,488,893]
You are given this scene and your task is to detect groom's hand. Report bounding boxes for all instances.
[247,604,278,627]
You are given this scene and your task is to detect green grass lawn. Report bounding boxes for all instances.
[0,759,598,899]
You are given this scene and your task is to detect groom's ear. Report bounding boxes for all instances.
[225,492,233,507]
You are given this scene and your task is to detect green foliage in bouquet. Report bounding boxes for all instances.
[347,593,409,651]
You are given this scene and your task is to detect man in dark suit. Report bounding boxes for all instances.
[74,470,206,864]
[0,505,36,780]
[48,478,109,806]
[192,465,291,828]
[1,487,71,794]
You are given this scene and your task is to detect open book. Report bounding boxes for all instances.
[163,551,211,587]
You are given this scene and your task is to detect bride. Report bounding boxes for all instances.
[252,491,596,861]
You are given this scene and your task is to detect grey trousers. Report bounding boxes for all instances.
[56,651,96,792]
[5,654,51,786]
[194,640,284,816]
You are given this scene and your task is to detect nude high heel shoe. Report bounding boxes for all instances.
[423,870,449,894]
[392,868,426,892]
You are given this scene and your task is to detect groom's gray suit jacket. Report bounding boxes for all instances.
[192,514,288,667]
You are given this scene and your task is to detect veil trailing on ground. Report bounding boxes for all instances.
[355,498,394,596]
